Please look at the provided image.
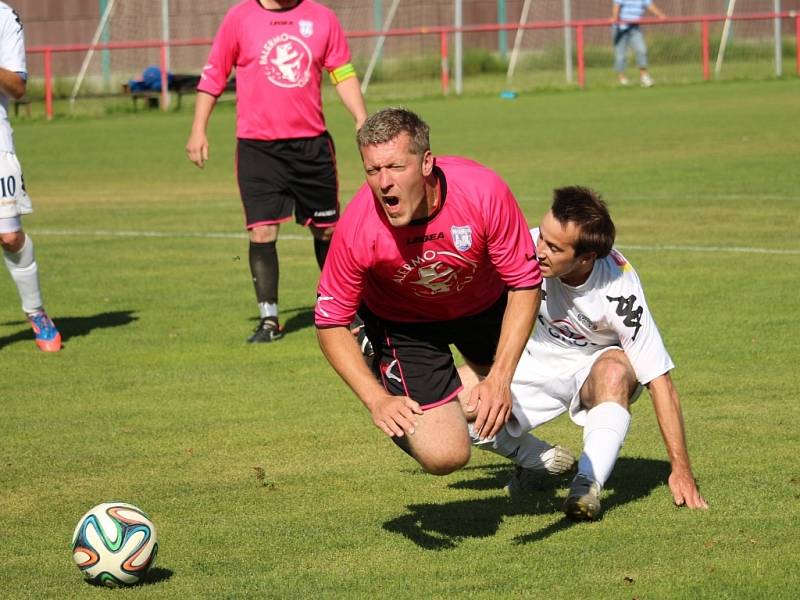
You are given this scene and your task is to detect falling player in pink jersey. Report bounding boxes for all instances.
[460,186,707,520]
[316,107,542,476]
[186,0,367,343]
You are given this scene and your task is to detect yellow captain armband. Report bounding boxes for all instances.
[329,63,356,85]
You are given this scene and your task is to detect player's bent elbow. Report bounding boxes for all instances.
[5,83,25,101]
[4,75,27,101]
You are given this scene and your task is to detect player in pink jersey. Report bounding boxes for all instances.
[316,107,542,476]
[460,186,707,520]
[186,0,367,343]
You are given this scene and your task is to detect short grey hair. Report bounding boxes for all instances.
[356,107,431,155]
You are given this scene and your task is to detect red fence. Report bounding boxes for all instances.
[28,11,800,120]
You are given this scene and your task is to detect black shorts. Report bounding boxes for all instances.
[360,293,508,409]
[236,133,339,229]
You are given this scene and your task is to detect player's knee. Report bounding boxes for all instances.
[418,446,471,476]
[249,225,278,244]
[421,455,470,476]
[0,230,25,252]
[594,352,637,401]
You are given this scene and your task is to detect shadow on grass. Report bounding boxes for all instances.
[82,566,174,589]
[139,566,174,586]
[0,310,138,350]
[384,457,670,549]
[248,305,353,336]
[280,305,315,335]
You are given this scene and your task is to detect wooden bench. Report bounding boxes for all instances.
[122,75,235,110]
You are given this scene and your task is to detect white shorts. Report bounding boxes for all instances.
[0,151,32,222]
[507,345,642,436]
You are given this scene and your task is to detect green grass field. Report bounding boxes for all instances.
[1,79,799,598]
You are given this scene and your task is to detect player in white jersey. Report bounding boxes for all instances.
[0,3,60,351]
[461,186,707,520]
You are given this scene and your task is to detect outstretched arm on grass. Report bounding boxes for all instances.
[647,372,708,509]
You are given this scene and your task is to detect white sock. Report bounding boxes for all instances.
[258,302,278,320]
[470,424,553,470]
[3,234,43,314]
[577,402,631,488]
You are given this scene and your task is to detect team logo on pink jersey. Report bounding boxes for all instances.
[450,225,473,251]
[394,250,478,297]
[260,34,312,88]
[298,20,314,38]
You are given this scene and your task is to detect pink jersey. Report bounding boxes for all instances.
[316,157,541,326]
[198,0,351,140]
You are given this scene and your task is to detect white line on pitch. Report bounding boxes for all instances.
[29,229,307,241]
[617,244,800,255]
[27,229,800,255]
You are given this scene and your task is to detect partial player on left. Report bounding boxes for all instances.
[0,3,60,352]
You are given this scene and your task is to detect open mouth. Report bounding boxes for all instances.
[383,196,400,207]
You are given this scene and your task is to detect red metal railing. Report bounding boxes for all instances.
[27,11,799,120]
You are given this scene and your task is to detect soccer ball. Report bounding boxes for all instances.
[71,502,158,588]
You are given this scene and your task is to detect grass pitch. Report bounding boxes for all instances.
[1,79,799,598]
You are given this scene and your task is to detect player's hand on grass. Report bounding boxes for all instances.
[466,375,512,440]
[370,394,423,438]
[186,131,209,168]
[668,470,709,509]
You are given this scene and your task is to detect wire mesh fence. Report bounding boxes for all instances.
[9,0,800,114]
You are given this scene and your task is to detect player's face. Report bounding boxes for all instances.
[361,133,434,227]
[536,211,594,286]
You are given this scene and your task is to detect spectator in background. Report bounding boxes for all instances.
[186,0,367,343]
[127,65,173,93]
[612,0,666,87]
[0,2,61,352]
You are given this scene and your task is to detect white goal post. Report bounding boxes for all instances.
[70,0,173,110]
[714,0,737,78]
[361,0,402,95]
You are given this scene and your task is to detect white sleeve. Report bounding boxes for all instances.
[0,8,26,76]
[605,270,674,384]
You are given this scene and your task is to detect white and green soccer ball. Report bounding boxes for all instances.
[71,502,158,588]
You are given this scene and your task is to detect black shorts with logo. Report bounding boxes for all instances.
[360,293,508,409]
[236,133,339,229]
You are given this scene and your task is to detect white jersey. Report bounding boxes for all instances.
[528,227,673,385]
[0,2,26,153]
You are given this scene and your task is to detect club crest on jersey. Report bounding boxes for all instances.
[260,33,312,88]
[298,20,314,38]
[394,250,478,297]
[450,225,473,252]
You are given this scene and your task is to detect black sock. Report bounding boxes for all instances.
[313,237,330,270]
[249,241,278,305]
